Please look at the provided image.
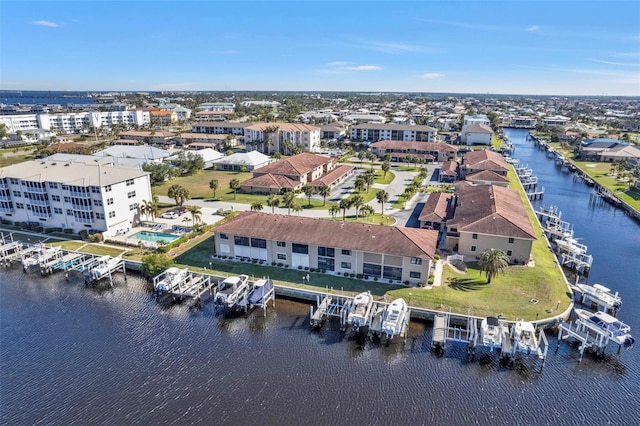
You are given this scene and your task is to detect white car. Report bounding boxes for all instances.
[160,211,179,219]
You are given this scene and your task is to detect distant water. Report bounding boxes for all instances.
[1,128,639,425]
[1,91,101,106]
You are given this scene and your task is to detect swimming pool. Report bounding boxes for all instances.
[132,231,179,243]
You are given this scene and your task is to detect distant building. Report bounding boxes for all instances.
[212,150,271,171]
[350,123,437,142]
[194,110,234,121]
[320,122,349,140]
[214,212,438,285]
[370,141,458,163]
[0,160,151,236]
[463,114,490,127]
[0,111,151,134]
[542,115,571,127]
[120,130,176,146]
[459,123,493,145]
[459,150,509,178]
[418,192,453,230]
[243,122,321,154]
[509,116,537,128]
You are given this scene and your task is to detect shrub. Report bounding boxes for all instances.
[277,263,283,267]
[94,233,103,242]
[304,266,309,271]
[298,265,302,269]
[373,277,378,281]
[363,275,368,280]
[350,273,355,278]
[79,230,88,239]
[336,272,341,276]
[252,259,258,264]
[320,269,326,274]
[428,274,435,284]
[64,228,73,234]
[403,280,410,285]
[389,279,394,284]
[418,281,426,288]
[309,268,315,273]
[285,264,289,268]
[271,261,277,266]
[356,274,363,279]
[87,234,96,242]
[433,254,441,261]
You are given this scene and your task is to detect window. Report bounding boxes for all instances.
[15,203,24,209]
[53,207,62,214]
[126,179,135,186]
[508,237,514,244]
[472,233,478,240]
[96,213,105,219]
[317,257,335,271]
[276,240,286,247]
[93,199,102,206]
[9,178,19,185]
[63,196,70,203]
[507,250,512,257]
[341,249,351,256]
[108,211,116,218]
[51,195,60,202]
[317,246,334,257]
[292,243,308,254]
[90,186,100,193]
[48,182,58,189]
[383,265,403,281]
[61,185,69,190]
[105,185,112,192]
[219,233,229,240]
[341,262,351,269]
[410,271,421,279]
[251,238,267,249]
[471,245,476,252]
[129,203,138,211]
[107,198,114,205]
[277,253,287,261]
[363,263,382,277]
[67,209,73,215]
[410,257,422,265]
[234,236,250,246]
[127,191,136,198]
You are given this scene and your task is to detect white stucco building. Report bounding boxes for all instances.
[0,111,151,134]
[350,123,437,142]
[244,122,321,154]
[0,160,151,236]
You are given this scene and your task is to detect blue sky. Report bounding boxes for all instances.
[1,1,639,95]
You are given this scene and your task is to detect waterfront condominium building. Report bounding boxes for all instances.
[0,160,151,236]
[0,111,151,134]
[213,212,438,286]
[243,122,321,154]
[349,123,437,142]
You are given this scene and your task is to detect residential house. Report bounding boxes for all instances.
[212,150,271,172]
[194,110,234,121]
[120,131,176,147]
[459,123,493,145]
[243,122,321,154]
[418,192,453,230]
[320,122,349,140]
[542,115,571,127]
[445,185,536,263]
[463,114,490,127]
[439,161,459,183]
[213,212,438,285]
[459,150,509,179]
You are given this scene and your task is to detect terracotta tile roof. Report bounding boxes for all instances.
[371,140,458,152]
[255,153,331,176]
[462,150,508,173]
[440,161,458,176]
[240,173,300,190]
[419,193,453,222]
[309,164,354,187]
[465,170,510,183]
[390,152,435,161]
[244,122,320,132]
[176,132,228,140]
[447,185,536,239]
[215,212,438,259]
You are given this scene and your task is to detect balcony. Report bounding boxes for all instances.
[27,199,50,207]
[32,211,52,219]
[74,216,94,224]
[0,182,8,190]
[0,195,11,201]
[0,207,14,214]
[71,204,93,212]
[69,190,91,198]
[24,186,47,194]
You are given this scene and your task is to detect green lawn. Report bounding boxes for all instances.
[152,170,253,201]
[48,240,86,251]
[375,170,395,185]
[76,244,128,257]
[0,154,34,167]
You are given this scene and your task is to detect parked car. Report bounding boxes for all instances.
[175,206,187,215]
[160,211,179,219]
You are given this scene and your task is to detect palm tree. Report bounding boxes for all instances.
[478,248,509,284]
[354,175,366,193]
[376,190,389,215]
[329,204,340,219]
[319,185,331,206]
[350,194,364,219]
[292,202,303,215]
[357,151,367,162]
[167,184,190,206]
[282,191,296,215]
[139,201,150,221]
[187,205,202,225]
[367,151,377,169]
[229,178,240,199]
[339,198,352,220]
[363,169,376,192]
[381,161,391,178]
[250,201,264,212]
[149,195,160,221]
[302,185,314,206]
[360,204,375,217]
[209,179,219,198]
[266,194,280,213]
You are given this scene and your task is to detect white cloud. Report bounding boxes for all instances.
[589,58,640,67]
[32,20,59,28]
[326,62,382,71]
[419,73,444,79]
[527,25,540,32]
[327,61,350,67]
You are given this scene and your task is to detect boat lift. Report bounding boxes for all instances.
[431,313,479,358]
[83,255,127,287]
[557,317,632,362]
[40,250,94,278]
[0,233,24,267]
[213,275,252,315]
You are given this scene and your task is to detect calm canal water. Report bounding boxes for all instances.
[1,128,639,425]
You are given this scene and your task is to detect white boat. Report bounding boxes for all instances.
[576,283,622,312]
[555,237,587,255]
[154,267,189,293]
[347,291,373,330]
[575,309,635,348]
[85,255,122,281]
[381,298,408,338]
[247,278,274,306]
[512,320,539,354]
[480,316,508,351]
[21,244,61,269]
[216,274,249,307]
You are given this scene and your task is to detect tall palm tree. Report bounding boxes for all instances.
[209,179,219,198]
[381,161,391,178]
[478,248,509,284]
[250,201,264,212]
[149,195,160,221]
[187,205,202,225]
[329,204,340,219]
[167,184,190,206]
[350,194,364,219]
[292,202,303,215]
[229,178,240,200]
[282,191,296,215]
[139,201,150,221]
[319,185,331,206]
[354,175,366,193]
[302,185,314,206]
[266,194,280,213]
[339,198,352,220]
[363,169,376,192]
[376,190,389,215]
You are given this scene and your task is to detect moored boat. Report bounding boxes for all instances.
[574,309,635,348]
[247,278,273,305]
[512,320,539,354]
[21,243,61,270]
[555,237,587,255]
[576,283,622,312]
[215,274,249,307]
[154,267,189,293]
[480,316,508,351]
[84,255,122,281]
[381,298,408,338]
[347,291,373,330]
